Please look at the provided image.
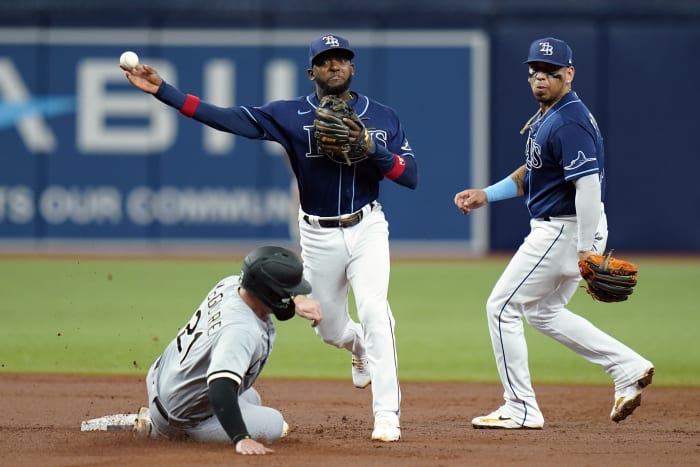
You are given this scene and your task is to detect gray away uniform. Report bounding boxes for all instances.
[145,275,286,442]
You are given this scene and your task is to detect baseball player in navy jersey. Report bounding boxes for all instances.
[133,246,322,456]
[454,37,653,429]
[123,34,417,442]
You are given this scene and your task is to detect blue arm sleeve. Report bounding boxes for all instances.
[483,176,518,202]
[155,82,264,138]
[370,144,418,190]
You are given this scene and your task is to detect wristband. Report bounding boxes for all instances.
[180,94,200,118]
[233,433,251,445]
[483,176,518,202]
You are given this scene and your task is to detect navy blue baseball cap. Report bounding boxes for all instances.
[524,37,573,67]
[309,34,355,66]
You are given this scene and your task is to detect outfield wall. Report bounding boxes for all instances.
[0,2,698,253]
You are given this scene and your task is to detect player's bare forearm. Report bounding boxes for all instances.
[123,64,163,95]
[511,164,527,196]
[293,295,322,327]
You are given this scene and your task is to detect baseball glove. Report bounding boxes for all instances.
[578,252,638,302]
[314,95,370,165]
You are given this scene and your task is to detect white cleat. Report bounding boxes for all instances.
[80,413,138,432]
[371,413,401,442]
[133,407,155,437]
[281,420,290,439]
[471,406,543,429]
[351,356,371,389]
[611,367,654,423]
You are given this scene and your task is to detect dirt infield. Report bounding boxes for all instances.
[1,374,698,466]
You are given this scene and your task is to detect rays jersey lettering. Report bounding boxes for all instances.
[301,127,389,158]
[525,134,542,169]
[522,91,606,218]
[248,92,414,216]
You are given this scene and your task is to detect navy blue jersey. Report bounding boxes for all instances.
[523,91,605,218]
[156,84,417,217]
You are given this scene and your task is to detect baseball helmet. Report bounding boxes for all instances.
[239,246,311,321]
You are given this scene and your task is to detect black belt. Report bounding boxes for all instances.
[535,214,576,222]
[153,397,212,429]
[153,397,170,422]
[303,202,375,228]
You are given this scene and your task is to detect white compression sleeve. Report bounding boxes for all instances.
[574,174,602,253]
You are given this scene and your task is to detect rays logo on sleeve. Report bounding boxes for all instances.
[564,151,597,171]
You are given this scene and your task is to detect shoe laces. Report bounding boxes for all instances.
[352,356,367,371]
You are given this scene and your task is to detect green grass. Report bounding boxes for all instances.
[0,256,697,387]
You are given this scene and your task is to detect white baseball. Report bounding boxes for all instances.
[119,51,139,70]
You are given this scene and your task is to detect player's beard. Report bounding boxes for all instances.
[534,94,555,105]
[315,74,353,96]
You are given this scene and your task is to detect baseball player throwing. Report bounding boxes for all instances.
[454,37,654,429]
[122,34,417,442]
[134,246,321,455]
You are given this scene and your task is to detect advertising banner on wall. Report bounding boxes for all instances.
[0,28,489,253]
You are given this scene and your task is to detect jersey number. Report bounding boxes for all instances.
[176,308,203,364]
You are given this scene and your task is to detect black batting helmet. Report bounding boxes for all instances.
[239,246,311,321]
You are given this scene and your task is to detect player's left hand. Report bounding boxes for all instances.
[454,189,488,215]
[313,95,370,165]
[344,117,375,154]
[293,295,322,327]
[235,437,274,455]
[578,251,638,302]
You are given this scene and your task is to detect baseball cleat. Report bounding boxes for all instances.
[371,413,401,442]
[351,355,371,389]
[133,407,154,437]
[471,407,543,429]
[80,413,138,432]
[280,421,290,439]
[610,367,654,423]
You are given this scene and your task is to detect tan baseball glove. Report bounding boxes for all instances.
[578,252,638,302]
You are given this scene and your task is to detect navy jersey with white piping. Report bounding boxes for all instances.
[523,90,605,219]
[155,84,417,217]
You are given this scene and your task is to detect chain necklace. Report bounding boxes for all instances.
[519,92,568,135]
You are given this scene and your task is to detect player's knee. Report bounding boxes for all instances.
[485,296,504,322]
[486,294,524,323]
[320,336,346,348]
[315,328,348,349]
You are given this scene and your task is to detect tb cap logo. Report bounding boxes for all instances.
[524,37,573,67]
[309,34,354,65]
[538,41,555,56]
[322,35,341,47]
